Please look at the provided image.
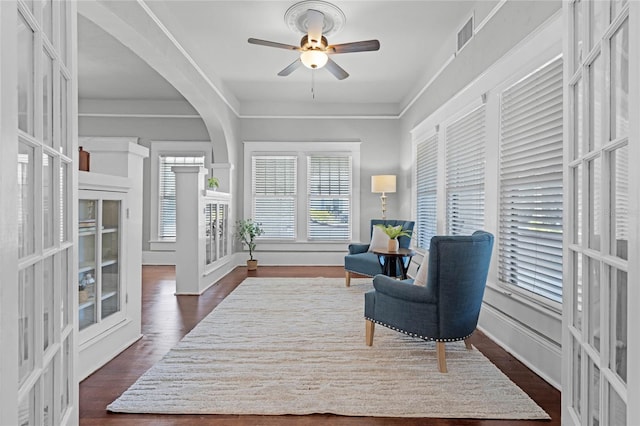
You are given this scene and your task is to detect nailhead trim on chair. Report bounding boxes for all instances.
[364,317,473,342]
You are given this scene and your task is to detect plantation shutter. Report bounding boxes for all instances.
[415,134,438,249]
[252,155,297,239]
[499,56,563,302]
[445,105,486,235]
[307,155,352,240]
[159,155,205,239]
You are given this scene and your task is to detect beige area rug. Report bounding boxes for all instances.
[108,277,549,419]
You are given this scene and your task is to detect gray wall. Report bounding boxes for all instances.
[240,118,402,241]
[78,100,210,252]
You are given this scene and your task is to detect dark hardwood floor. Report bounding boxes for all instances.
[80,266,560,425]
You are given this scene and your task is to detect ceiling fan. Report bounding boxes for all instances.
[248,8,380,80]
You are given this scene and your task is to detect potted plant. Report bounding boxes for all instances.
[207,176,220,190]
[376,224,412,252]
[234,219,264,270]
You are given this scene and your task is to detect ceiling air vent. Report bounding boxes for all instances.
[456,15,474,53]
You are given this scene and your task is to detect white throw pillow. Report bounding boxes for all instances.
[413,252,430,286]
[368,226,390,252]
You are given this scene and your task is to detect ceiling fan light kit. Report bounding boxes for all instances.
[248,0,380,80]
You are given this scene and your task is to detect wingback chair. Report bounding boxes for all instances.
[344,219,415,287]
[364,231,494,373]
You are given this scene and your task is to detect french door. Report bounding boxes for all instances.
[563,0,638,424]
[1,1,77,425]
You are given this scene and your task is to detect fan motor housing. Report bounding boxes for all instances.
[301,34,328,50]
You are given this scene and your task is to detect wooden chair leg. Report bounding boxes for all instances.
[345,271,351,287]
[436,341,448,373]
[365,320,375,346]
[464,338,473,350]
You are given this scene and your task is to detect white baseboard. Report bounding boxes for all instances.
[238,250,344,266]
[478,303,562,390]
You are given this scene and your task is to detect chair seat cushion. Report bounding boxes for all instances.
[344,252,383,277]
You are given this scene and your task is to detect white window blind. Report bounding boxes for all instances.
[252,155,297,239]
[415,134,438,249]
[445,105,486,235]
[159,155,205,239]
[307,155,351,240]
[499,56,563,303]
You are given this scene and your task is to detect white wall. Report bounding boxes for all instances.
[399,1,563,388]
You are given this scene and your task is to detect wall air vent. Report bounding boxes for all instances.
[456,15,474,53]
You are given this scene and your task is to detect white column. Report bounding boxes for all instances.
[174,166,207,294]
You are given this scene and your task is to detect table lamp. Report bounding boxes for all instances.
[371,175,396,219]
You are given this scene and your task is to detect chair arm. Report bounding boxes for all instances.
[372,274,434,304]
[348,243,370,254]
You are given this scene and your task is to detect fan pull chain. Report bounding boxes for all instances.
[311,70,315,99]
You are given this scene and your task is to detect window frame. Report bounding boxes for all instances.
[149,141,212,249]
[498,55,564,304]
[243,141,361,250]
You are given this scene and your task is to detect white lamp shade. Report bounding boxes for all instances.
[371,175,396,193]
[300,50,328,69]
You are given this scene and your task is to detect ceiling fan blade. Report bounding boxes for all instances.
[325,57,349,80]
[328,39,380,54]
[248,38,299,51]
[306,9,324,46]
[277,58,303,76]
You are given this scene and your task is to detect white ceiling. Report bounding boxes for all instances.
[78,1,497,115]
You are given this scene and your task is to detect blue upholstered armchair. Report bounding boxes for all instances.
[344,219,415,287]
[364,231,494,372]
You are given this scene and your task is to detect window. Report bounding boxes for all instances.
[252,155,297,239]
[245,142,360,244]
[415,134,438,249]
[499,56,563,303]
[307,155,352,240]
[445,105,486,235]
[159,155,205,239]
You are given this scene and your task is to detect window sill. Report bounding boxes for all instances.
[149,240,176,251]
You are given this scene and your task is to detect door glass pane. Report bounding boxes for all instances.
[59,75,68,156]
[588,257,601,352]
[589,363,600,426]
[18,13,34,135]
[18,142,35,258]
[59,0,68,65]
[60,337,71,415]
[573,251,583,330]
[42,50,53,147]
[610,19,629,140]
[573,0,583,71]
[609,267,627,382]
[19,265,35,384]
[608,383,626,425]
[43,256,54,351]
[43,153,54,249]
[42,362,55,426]
[18,386,36,426]
[611,0,628,22]
[589,54,603,151]
[573,78,584,160]
[60,248,69,330]
[59,162,68,243]
[588,156,601,250]
[574,164,583,244]
[612,146,628,259]
[572,338,581,417]
[79,200,97,330]
[41,0,53,41]
[590,0,605,50]
[101,200,120,320]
